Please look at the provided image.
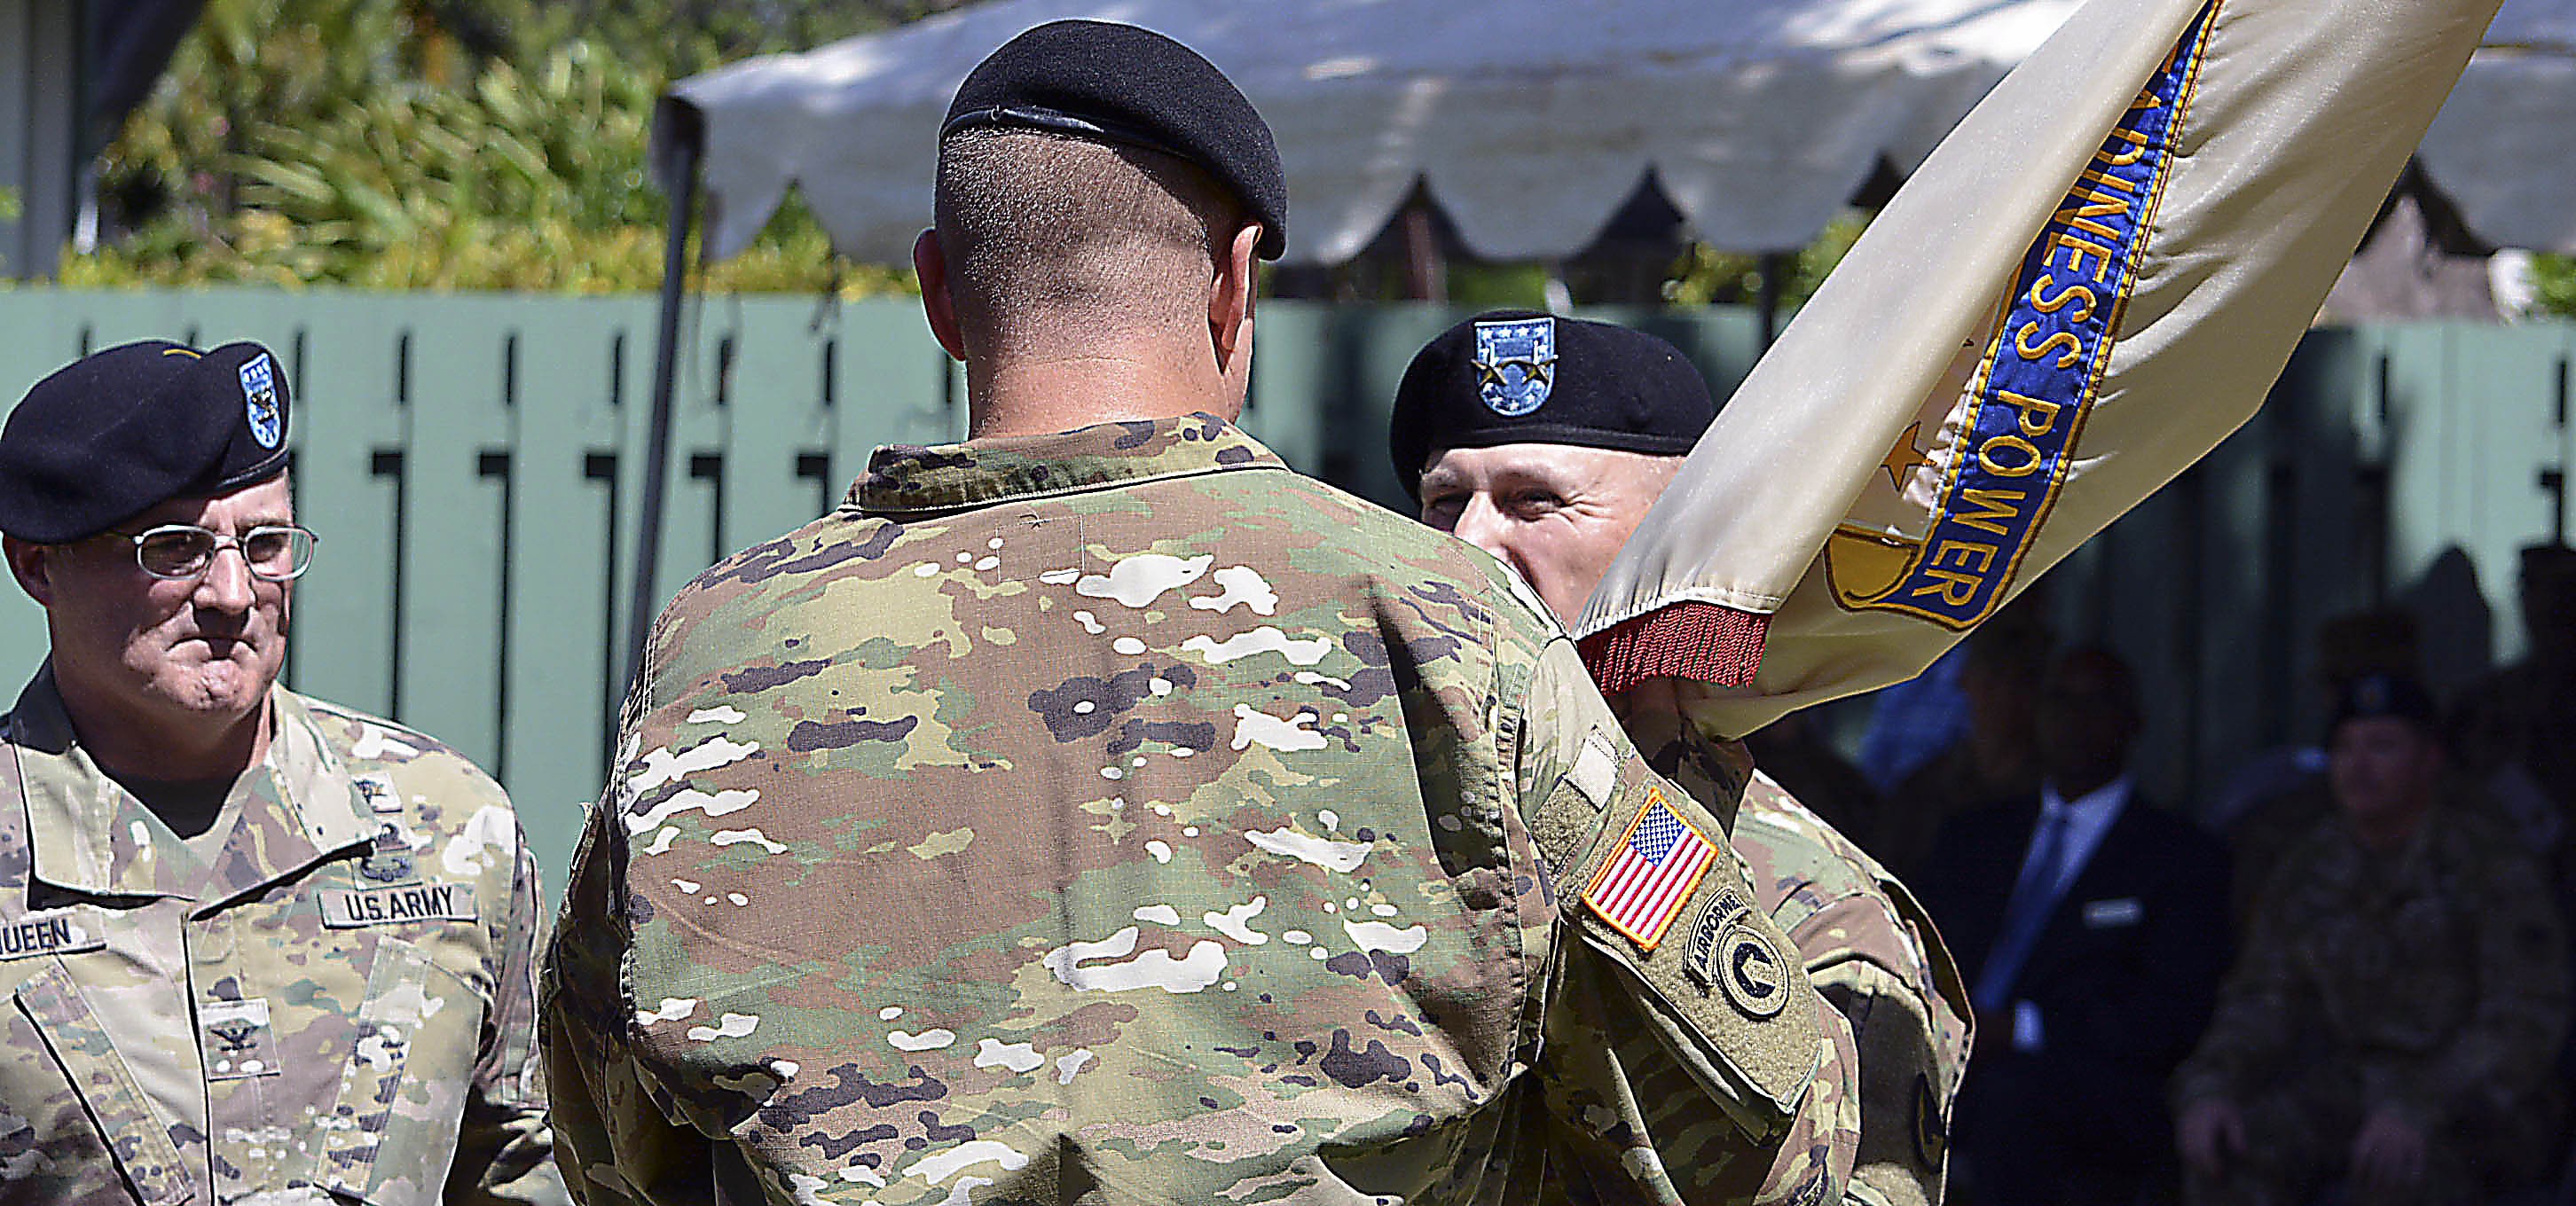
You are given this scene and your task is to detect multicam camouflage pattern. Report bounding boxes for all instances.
[1532,898,1857,1206]
[543,415,1846,1205]
[1625,709,1971,1206]
[0,671,564,1206]
[2173,805,2572,1205]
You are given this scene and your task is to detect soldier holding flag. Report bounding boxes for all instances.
[1391,311,1974,1206]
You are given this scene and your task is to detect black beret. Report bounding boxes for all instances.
[2329,671,2440,738]
[1389,310,1714,501]
[0,340,292,544]
[944,20,1288,260]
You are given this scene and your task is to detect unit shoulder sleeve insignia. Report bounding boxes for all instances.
[1561,766,1826,1132]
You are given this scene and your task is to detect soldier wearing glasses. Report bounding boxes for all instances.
[0,341,565,1206]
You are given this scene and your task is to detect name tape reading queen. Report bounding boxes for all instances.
[1829,4,2218,630]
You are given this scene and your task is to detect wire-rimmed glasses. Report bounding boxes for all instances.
[112,523,318,582]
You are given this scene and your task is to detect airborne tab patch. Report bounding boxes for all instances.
[1683,886,1792,1018]
[1684,887,1753,991]
[318,883,477,928]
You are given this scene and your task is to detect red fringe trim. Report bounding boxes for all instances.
[1578,602,1769,695]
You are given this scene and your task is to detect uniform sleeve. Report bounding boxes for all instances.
[1517,638,1857,1204]
[2386,837,2572,1130]
[2170,858,2310,1108]
[1810,926,1965,1206]
[446,829,572,1206]
[539,798,719,1206]
[1636,717,1965,1206]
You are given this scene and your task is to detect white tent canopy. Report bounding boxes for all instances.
[663,0,2576,267]
[2419,0,2576,253]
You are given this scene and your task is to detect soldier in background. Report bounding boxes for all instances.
[542,22,1853,1206]
[1392,310,1971,1206]
[2212,607,2426,935]
[2452,544,2576,885]
[0,341,564,1205]
[2173,673,2570,1206]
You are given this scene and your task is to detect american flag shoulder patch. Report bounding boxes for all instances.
[1582,787,1720,952]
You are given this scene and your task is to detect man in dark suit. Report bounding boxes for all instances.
[1918,644,2234,1205]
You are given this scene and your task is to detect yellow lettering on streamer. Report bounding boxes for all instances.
[1954,489,2029,537]
[1911,569,1983,607]
[1930,541,2000,576]
[1996,389,2065,439]
[2096,125,2152,168]
[2027,277,2096,325]
[2046,231,2117,283]
[2077,168,2140,194]
[1978,435,2045,478]
[2053,186,2133,241]
[2014,324,2084,369]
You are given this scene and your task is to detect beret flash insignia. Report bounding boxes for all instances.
[1472,317,1557,418]
[240,354,283,450]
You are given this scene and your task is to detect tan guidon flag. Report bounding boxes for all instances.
[1575,0,2502,740]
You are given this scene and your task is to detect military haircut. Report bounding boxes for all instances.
[933,127,1245,341]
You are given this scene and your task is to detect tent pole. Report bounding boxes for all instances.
[1757,252,1788,346]
[626,103,705,693]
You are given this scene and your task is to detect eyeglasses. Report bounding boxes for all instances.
[112,523,318,582]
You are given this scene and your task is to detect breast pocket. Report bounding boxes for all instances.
[11,962,193,1206]
[315,935,490,1204]
[2376,896,2471,1045]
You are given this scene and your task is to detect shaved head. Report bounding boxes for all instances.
[933,129,1245,352]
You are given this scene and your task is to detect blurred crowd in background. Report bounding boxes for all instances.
[1774,543,2576,1206]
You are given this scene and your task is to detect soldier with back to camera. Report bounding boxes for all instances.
[543,20,1857,1206]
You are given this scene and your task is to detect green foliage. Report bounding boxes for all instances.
[2532,255,2576,320]
[0,187,20,222]
[60,0,924,294]
[498,0,947,80]
[1661,212,1870,312]
[1446,263,1556,309]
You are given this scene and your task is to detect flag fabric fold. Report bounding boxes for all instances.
[1575,0,2505,739]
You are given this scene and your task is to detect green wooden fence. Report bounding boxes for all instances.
[2046,323,2575,814]
[0,287,2565,899]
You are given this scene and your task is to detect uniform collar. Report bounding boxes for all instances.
[2331,803,2438,877]
[848,412,1284,515]
[10,670,374,904]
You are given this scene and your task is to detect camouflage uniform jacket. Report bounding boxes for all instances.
[1632,710,1973,1206]
[543,415,1853,1206]
[0,670,565,1206]
[2172,804,2572,1131]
